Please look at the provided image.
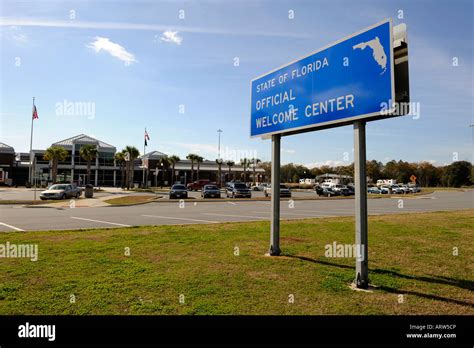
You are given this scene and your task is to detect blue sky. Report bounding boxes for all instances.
[1,0,472,167]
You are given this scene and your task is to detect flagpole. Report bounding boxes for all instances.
[28,97,35,185]
[143,127,146,188]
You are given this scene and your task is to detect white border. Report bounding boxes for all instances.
[250,18,395,139]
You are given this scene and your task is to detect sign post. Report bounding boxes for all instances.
[269,134,281,256]
[250,19,408,289]
[354,120,368,288]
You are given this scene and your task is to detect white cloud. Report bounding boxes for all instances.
[1,26,28,43]
[159,30,182,45]
[87,37,137,65]
[0,18,309,38]
[281,148,295,154]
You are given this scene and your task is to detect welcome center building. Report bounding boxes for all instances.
[0,134,265,187]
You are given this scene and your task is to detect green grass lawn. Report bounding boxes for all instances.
[0,210,472,315]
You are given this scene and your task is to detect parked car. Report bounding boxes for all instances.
[315,187,339,197]
[201,185,221,198]
[331,184,345,193]
[40,184,81,200]
[346,185,355,195]
[379,186,390,194]
[339,187,352,196]
[252,183,268,191]
[186,179,211,191]
[72,183,83,196]
[263,184,291,198]
[169,184,188,199]
[408,185,421,193]
[390,184,404,194]
[368,187,381,194]
[225,182,251,198]
[400,185,412,194]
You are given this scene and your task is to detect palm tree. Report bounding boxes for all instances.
[114,151,126,187]
[44,146,68,183]
[168,155,180,185]
[123,146,140,189]
[79,144,98,185]
[240,158,250,183]
[251,158,261,185]
[196,156,204,180]
[226,160,235,182]
[186,154,198,182]
[216,158,223,187]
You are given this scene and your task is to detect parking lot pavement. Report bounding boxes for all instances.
[0,190,471,232]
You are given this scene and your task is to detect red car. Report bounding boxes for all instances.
[186,179,213,191]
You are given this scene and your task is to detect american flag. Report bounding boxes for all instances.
[144,129,150,146]
[32,105,38,120]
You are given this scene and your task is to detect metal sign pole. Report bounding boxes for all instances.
[269,134,281,256]
[354,120,368,288]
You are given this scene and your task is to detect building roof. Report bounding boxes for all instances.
[0,142,15,154]
[316,173,353,179]
[174,159,265,172]
[52,134,116,151]
[141,150,168,160]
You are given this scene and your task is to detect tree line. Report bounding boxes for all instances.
[260,160,473,187]
[42,143,472,188]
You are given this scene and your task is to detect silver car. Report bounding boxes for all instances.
[390,185,404,194]
[264,184,291,197]
[40,184,81,200]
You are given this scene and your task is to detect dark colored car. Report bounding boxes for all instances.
[169,184,188,199]
[225,182,251,198]
[315,186,339,197]
[346,185,355,195]
[339,187,352,196]
[40,184,81,200]
[201,185,221,198]
[186,179,211,191]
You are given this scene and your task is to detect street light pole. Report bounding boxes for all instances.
[217,129,223,159]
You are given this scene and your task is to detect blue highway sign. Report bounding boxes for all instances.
[250,19,395,138]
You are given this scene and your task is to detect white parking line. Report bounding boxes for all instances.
[70,217,131,227]
[286,209,352,214]
[202,213,268,220]
[142,214,219,224]
[253,211,338,217]
[0,222,25,232]
[282,211,340,217]
[226,202,237,205]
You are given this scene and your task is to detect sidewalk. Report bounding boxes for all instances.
[40,194,126,208]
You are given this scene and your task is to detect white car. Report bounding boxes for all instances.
[400,185,412,194]
[331,184,345,193]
